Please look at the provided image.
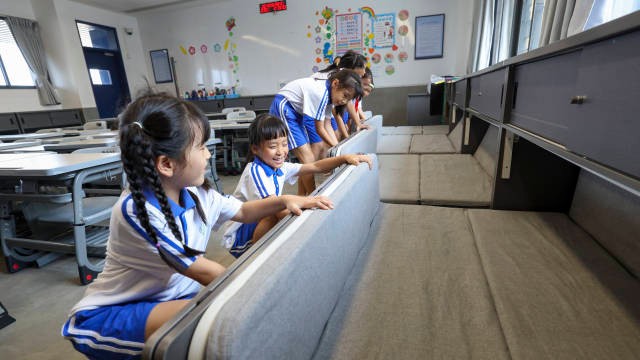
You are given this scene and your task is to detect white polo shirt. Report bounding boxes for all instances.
[222,157,302,248]
[278,77,332,121]
[70,186,242,314]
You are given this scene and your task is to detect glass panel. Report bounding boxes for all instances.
[89,68,112,85]
[0,19,35,86]
[529,0,545,50]
[517,0,534,54]
[0,65,6,86]
[76,22,118,50]
[496,0,516,62]
[584,0,640,31]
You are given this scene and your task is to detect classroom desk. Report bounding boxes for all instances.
[43,138,118,153]
[208,121,251,174]
[0,152,123,284]
[0,132,67,142]
[0,141,41,151]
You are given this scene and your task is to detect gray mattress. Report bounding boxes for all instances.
[314,204,510,360]
[316,206,640,360]
[377,134,411,154]
[409,134,455,154]
[468,209,640,359]
[419,154,492,206]
[380,126,423,135]
[378,154,420,203]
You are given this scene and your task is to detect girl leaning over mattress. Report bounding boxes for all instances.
[61,92,333,360]
[221,113,373,259]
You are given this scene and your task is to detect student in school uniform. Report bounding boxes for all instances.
[223,114,372,258]
[312,50,367,141]
[355,67,374,123]
[61,93,333,360]
[270,69,363,195]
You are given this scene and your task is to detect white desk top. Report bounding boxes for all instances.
[0,132,64,141]
[209,120,251,130]
[43,138,117,152]
[0,153,120,176]
[0,141,41,151]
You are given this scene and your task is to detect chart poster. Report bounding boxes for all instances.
[372,13,395,48]
[335,12,362,56]
[415,14,445,59]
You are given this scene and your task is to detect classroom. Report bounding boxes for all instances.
[0,0,639,359]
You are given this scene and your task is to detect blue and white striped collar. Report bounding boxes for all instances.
[142,187,196,217]
[253,156,284,177]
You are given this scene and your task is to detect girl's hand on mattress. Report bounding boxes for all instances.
[281,195,334,216]
[344,154,373,169]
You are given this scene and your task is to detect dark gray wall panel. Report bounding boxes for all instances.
[469,68,507,121]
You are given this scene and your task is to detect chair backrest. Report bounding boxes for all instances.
[221,107,246,114]
[226,110,256,122]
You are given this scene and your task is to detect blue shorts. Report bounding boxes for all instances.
[303,116,323,144]
[330,116,338,131]
[342,110,350,125]
[229,222,258,258]
[62,302,157,359]
[270,95,309,149]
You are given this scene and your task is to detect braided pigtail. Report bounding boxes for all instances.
[119,92,212,269]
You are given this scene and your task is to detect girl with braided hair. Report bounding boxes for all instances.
[62,93,333,359]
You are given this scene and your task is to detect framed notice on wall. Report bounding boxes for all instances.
[150,49,173,83]
[335,13,362,56]
[415,14,445,59]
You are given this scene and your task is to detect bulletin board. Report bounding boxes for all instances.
[415,14,445,59]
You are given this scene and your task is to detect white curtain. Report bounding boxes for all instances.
[5,16,60,105]
[467,0,495,73]
[538,0,577,46]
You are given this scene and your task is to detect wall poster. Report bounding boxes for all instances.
[335,12,362,56]
[415,14,445,59]
[372,13,395,48]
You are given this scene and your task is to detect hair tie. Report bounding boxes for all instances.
[132,121,144,130]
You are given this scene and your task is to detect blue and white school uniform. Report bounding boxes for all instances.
[270,76,333,149]
[223,157,302,257]
[61,187,241,359]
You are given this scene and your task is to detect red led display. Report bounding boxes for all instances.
[259,1,287,14]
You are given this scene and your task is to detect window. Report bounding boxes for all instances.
[583,0,640,31]
[0,18,35,87]
[89,68,112,85]
[76,21,119,50]
[517,0,545,54]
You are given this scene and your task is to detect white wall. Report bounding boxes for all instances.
[0,0,148,113]
[137,0,474,96]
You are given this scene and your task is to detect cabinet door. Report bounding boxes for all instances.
[0,113,20,134]
[19,112,52,131]
[454,79,467,106]
[469,68,507,121]
[567,30,640,178]
[511,50,581,145]
[50,110,82,127]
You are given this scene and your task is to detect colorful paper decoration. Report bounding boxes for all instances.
[398,25,409,36]
[179,46,187,55]
[398,10,409,21]
[372,53,381,63]
[214,43,221,52]
[385,65,395,75]
[200,45,208,53]
[226,17,236,31]
[188,46,196,55]
[398,51,408,62]
[360,6,376,18]
[384,53,394,63]
[321,7,334,20]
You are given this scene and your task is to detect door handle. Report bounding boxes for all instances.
[570,95,587,104]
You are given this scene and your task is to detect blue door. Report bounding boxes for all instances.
[77,21,130,119]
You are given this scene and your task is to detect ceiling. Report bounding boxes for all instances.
[69,0,220,14]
